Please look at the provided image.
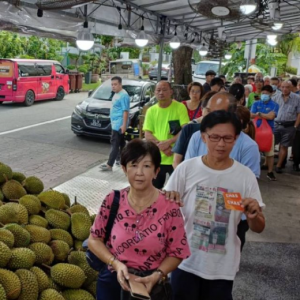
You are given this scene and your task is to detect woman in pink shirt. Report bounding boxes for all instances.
[182,82,204,121]
[88,139,190,300]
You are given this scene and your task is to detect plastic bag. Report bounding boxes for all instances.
[253,117,273,152]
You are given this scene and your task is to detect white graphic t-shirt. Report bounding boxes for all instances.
[165,156,265,281]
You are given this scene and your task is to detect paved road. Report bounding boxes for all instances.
[0,93,110,189]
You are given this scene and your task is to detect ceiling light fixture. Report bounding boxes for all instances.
[199,43,208,56]
[272,9,283,30]
[267,34,278,46]
[117,7,122,30]
[169,25,181,49]
[76,6,94,51]
[240,0,257,15]
[135,16,148,47]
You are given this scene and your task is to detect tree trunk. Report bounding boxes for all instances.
[173,46,193,101]
[173,46,193,85]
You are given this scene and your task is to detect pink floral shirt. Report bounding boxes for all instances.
[91,188,190,271]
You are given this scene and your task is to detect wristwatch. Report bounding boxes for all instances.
[155,269,166,283]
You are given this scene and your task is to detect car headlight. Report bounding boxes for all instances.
[74,106,84,117]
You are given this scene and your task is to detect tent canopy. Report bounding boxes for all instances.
[0,0,299,54]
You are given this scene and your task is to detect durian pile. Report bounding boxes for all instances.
[0,162,98,300]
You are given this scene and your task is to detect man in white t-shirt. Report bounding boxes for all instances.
[166,110,265,300]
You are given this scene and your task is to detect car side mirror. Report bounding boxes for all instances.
[88,90,94,97]
[65,69,70,74]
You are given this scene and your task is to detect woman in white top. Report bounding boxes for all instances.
[165,110,265,300]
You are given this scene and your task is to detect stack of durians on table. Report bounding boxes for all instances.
[0,162,98,300]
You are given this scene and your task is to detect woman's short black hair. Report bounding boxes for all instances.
[120,139,161,171]
[200,110,242,135]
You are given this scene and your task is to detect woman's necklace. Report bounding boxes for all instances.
[128,192,155,213]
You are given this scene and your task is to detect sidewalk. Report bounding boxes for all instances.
[55,162,300,300]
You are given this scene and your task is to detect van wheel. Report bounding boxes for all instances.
[24,90,35,106]
[55,87,65,101]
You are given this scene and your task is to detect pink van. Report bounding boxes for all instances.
[0,59,69,106]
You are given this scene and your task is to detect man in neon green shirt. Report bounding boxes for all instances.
[143,81,189,188]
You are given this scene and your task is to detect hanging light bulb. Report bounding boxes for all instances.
[169,35,181,49]
[240,0,257,15]
[272,10,283,30]
[76,21,94,51]
[225,53,232,60]
[135,16,149,47]
[199,43,208,56]
[267,35,278,46]
[169,25,181,49]
[267,34,277,40]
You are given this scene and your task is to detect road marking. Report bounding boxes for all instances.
[0,116,71,136]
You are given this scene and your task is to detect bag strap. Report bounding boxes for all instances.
[104,190,120,244]
[192,102,202,120]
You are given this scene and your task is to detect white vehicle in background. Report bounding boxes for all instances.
[192,60,224,84]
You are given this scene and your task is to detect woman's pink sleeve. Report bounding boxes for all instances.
[90,191,114,239]
[165,207,191,259]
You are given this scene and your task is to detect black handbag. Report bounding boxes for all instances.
[85,190,120,272]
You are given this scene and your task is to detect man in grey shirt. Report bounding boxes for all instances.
[273,81,300,173]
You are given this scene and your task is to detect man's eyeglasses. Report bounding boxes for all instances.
[206,133,236,143]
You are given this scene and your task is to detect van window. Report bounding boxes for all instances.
[0,61,13,77]
[195,62,219,76]
[36,65,52,76]
[55,64,65,74]
[18,63,52,77]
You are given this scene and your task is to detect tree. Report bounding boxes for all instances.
[222,41,287,79]
[173,46,193,85]
[277,33,300,57]
[0,31,65,61]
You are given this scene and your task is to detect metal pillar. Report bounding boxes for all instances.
[246,40,253,73]
[157,17,166,82]
[218,57,223,75]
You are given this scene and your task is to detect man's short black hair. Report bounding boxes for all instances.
[121,139,161,171]
[262,85,274,93]
[200,110,242,135]
[205,70,217,76]
[111,76,122,84]
[156,81,172,90]
[219,75,226,79]
[289,78,297,87]
[271,77,279,82]
[229,83,245,101]
[210,77,224,87]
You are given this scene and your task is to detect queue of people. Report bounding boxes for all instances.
[91,72,300,300]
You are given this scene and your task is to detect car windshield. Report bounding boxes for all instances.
[93,84,142,102]
[195,62,219,76]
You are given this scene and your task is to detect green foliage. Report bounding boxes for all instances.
[277,34,300,57]
[286,65,298,75]
[0,31,66,61]
[77,65,89,73]
[67,65,76,70]
[221,41,287,79]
